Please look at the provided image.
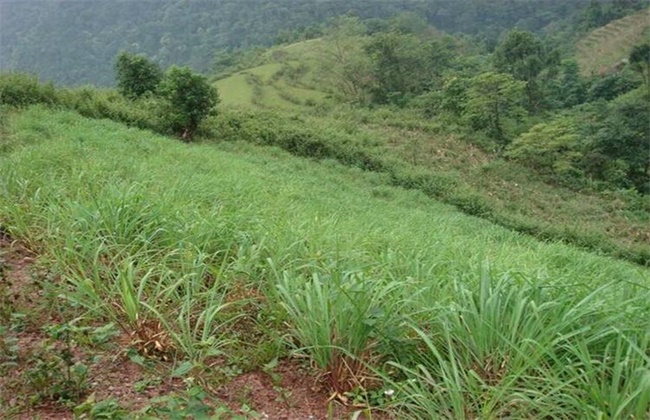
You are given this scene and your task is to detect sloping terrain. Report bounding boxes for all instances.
[0,106,648,417]
[576,7,650,75]
[216,39,331,109]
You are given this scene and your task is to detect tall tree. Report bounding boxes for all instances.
[317,16,372,103]
[464,72,526,147]
[591,91,650,192]
[494,30,559,111]
[629,43,650,96]
[364,32,451,104]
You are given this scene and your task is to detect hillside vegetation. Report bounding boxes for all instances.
[577,7,650,75]
[1,106,648,417]
[211,27,650,265]
[216,40,331,109]
[1,1,650,417]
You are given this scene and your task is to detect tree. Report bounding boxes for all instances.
[494,30,559,111]
[317,16,373,103]
[440,76,470,117]
[590,90,650,192]
[364,32,448,105]
[548,60,588,108]
[158,66,219,140]
[629,43,650,96]
[114,51,162,99]
[464,72,526,147]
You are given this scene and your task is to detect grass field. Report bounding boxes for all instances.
[1,106,648,417]
[576,7,650,76]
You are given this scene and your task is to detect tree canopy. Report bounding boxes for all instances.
[115,52,162,99]
[158,66,220,140]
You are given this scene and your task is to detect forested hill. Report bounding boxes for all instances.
[2,0,645,86]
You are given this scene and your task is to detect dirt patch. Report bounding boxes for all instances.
[0,237,185,418]
[217,359,341,419]
[0,237,390,419]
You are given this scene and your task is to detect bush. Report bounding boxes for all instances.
[158,66,219,140]
[587,71,641,101]
[506,117,585,184]
[0,73,58,107]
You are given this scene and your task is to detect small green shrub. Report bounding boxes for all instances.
[448,193,493,217]
[74,395,128,419]
[159,66,220,140]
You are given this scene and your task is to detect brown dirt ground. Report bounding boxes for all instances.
[0,236,384,419]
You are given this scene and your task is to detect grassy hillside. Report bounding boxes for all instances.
[1,106,648,417]
[216,39,331,109]
[576,7,650,75]
[211,42,650,265]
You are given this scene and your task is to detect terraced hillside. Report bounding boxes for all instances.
[576,7,650,75]
[216,39,333,109]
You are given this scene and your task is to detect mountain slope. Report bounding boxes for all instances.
[0,0,598,86]
[576,7,650,75]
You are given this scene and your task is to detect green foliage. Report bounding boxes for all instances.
[114,51,162,99]
[435,76,471,119]
[494,30,560,111]
[629,42,650,92]
[23,324,91,406]
[317,17,373,103]
[159,66,220,140]
[275,270,410,394]
[507,117,584,181]
[587,70,642,101]
[74,394,128,419]
[590,89,650,192]
[0,73,57,107]
[142,386,231,418]
[547,60,588,108]
[389,271,650,418]
[364,32,453,105]
[463,72,527,146]
[578,0,649,31]
[1,0,601,86]
[0,107,648,417]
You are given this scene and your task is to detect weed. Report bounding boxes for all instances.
[24,329,90,406]
[141,385,237,418]
[73,394,128,419]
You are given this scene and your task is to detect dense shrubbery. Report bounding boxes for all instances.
[0,73,57,107]
[1,59,220,142]
[507,90,650,193]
